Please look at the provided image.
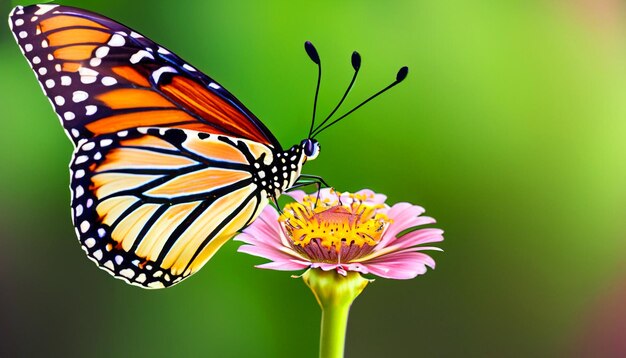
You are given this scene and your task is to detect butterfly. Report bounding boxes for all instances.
[9,4,408,289]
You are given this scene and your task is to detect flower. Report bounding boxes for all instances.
[236,188,444,279]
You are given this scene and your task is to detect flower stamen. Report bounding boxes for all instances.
[279,192,391,264]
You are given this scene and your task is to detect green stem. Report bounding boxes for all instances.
[302,269,370,358]
[319,298,350,358]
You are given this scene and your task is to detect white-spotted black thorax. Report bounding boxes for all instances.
[252,139,320,199]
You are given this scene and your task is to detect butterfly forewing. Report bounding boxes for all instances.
[9,4,281,148]
[71,128,272,288]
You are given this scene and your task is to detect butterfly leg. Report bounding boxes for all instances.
[297,174,329,188]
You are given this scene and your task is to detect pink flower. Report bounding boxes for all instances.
[235,188,444,279]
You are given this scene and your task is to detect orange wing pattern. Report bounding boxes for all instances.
[69,127,290,288]
[9,4,281,149]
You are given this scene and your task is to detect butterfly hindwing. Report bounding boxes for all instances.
[9,4,281,148]
[70,128,274,288]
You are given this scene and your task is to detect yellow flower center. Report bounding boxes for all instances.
[279,191,391,256]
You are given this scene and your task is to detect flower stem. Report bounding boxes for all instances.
[302,269,370,358]
[319,298,350,358]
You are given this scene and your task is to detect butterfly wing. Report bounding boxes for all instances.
[71,127,274,288]
[9,4,281,149]
[9,4,306,288]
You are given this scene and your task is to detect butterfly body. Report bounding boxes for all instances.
[9,4,315,288]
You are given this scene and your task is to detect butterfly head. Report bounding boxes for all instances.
[301,138,320,161]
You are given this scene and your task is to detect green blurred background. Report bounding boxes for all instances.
[2,0,626,356]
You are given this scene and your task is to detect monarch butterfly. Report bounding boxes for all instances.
[9,4,408,288]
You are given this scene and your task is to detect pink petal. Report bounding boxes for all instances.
[235,207,293,250]
[256,260,311,271]
[318,188,340,202]
[376,203,433,248]
[237,243,304,263]
[354,189,387,205]
[311,262,342,271]
[359,252,436,279]
[386,228,444,251]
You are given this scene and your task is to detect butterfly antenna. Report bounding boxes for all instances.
[312,51,361,136]
[312,66,409,138]
[305,41,322,138]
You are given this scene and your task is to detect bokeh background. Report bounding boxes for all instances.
[1,0,626,357]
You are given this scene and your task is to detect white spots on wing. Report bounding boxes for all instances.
[95,46,110,58]
[82,142,95,151]
[24,44,32,52]
[108,34,125,47]
[75,169,85,178]
[79,67,99,84]
[151,66,177,83]
[31,16,38,22]
[18,31,27,39]
[84,238,96,248]
[157,47,170,55]
[104,260,115,270]
[32,56,41,64]
[14,6,24,15]
[120,268,134,279]
[93,249,103,261]
[148,281,164,289]
[75,204,84,216]
[90,58,101,67]
[100,139,113,147]
[182,64,196,72]
[118,130,129,137]
[73,91,88,103]
[86,198,94,208]
[208,82,221,90]
[85,105,97,116]
[153,271,163,278]
[64,111,75,121]
[61,76,71,86]
[15,18,24,26]
[41,39,48,48]
[130,50,154,64]
[94,152,102,160]
[137,128,148,134]
[71,128,80,138]
[97,228,106,238]
[45,79,55,88]
[101,76,117,86]
[75,156,89,166]
[54,96,65,106]
[80,220,90,233]
[115,256,124,265]
[47,54,54,61]
[36,27,41,35]
[136,273,147,283]
[130,31,142,38]
[35,4,59,15]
